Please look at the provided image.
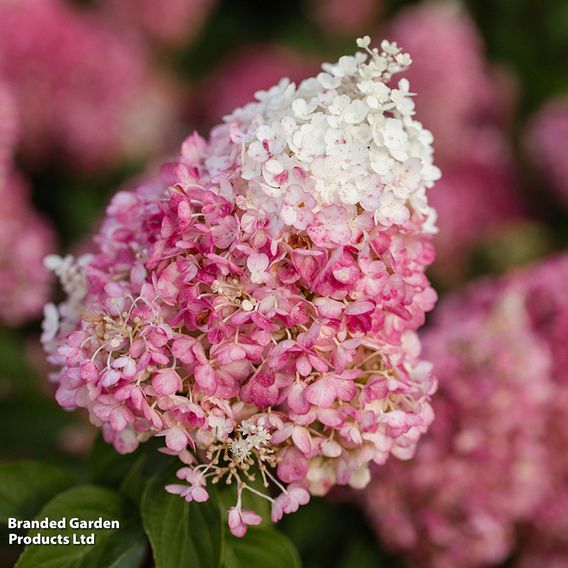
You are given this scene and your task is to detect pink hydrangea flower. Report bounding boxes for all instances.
[0,0,178,174]
[525,97,568,207]
[227,507,262,538]
[44,38,439,536]
[0,172,55,325]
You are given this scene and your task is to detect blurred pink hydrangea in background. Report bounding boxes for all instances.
[0,0,179,174]
[0,173,55,326]
[364,274,553,568]
[43,38,441,537]
[197,44,317,128]
[430,154,525,282]
[0,84,55,325]
[101,0,216,48]
[387,3,526,282]
[308,0,382,37]
[365,254,568,568]
[524,97,568,207]
[0,82,19,181]
[514,256,568,566]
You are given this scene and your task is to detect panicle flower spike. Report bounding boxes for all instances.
[43,37,440,535]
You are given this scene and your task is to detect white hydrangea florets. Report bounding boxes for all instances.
[224,38,441,233]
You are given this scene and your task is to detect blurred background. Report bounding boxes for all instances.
[0,0,567,566]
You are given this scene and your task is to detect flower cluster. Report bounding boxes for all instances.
[364,259,568,568]
[0,0,177,174]
[44,38,439,536]
[525,97,568,207]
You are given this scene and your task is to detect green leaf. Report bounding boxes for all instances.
[0,395,79,461]
[141,464,223,568]
[89,434,171,497]
[89,436,142,489]
[15,485,145,568]
[339,536,387,568]
[57,522,147,568]
[0,329,34,388]
[279,498,400,568]
[0,461,74,524]
[224,527,301,568]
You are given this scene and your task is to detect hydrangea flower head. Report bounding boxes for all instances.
[44,38,439,536]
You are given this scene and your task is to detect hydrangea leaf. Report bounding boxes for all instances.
[141,465,223,568]
[0,461,74,524]
[0,395,78,461]
[223,526,301,568]
[14,485,145,568]
[90,434,171,501]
